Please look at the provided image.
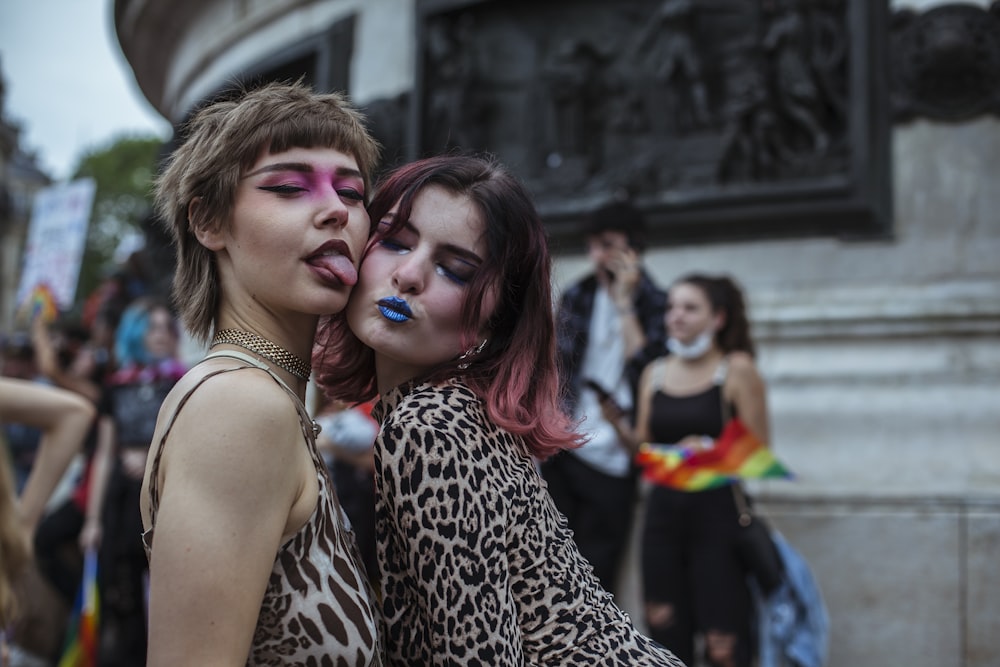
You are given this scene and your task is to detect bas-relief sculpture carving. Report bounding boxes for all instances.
[414,0,882,244]
[890,1,1000,123]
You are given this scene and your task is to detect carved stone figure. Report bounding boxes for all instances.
[634,0,711,131]
[542,39,611,178]
[424,13,490,153]
[890,2,1000,122]
[761,0,830,155]
[411,0,889,244]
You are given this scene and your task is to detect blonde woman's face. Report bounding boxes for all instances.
[214,146,370,322]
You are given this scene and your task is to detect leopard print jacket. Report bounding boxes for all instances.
[373,378,686,666]
[145,354,383,666]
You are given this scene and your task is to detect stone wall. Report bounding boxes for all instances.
[556,112,1000,667]
[118,0,999,663]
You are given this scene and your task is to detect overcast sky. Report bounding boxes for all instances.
[0,0,171,181]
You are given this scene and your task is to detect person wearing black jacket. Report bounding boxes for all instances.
[540,200,667,594]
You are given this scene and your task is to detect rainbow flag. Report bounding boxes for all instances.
[17,283,59,324]
[58,548,100,667]
[635,417,792,491]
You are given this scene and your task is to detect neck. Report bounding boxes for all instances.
[677,346,723,368]
[211,328,312,382]
[375,359,421,398]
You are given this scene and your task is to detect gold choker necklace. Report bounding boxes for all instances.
[211,329,311,381]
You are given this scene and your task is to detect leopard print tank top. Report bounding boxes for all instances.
[143,351,382,666]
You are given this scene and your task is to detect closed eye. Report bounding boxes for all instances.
[337,187,365,202]
[436,264,471,285]
[378,237,408,252]
[259,184,305,196]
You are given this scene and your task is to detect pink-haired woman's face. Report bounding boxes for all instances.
[347,185,496,392]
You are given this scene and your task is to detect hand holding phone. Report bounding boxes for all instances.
[584,379,625,419]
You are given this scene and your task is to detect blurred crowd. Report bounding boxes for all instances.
[1,252,380,666]
[1,195,824,667]
[1,260,174,665]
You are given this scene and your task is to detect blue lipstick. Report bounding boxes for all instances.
[377,296,413,323]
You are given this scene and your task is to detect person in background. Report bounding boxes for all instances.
[0,432,24,667]
[0,377,97,664]
[31,315,107,608]
[141,81,383,666]
[539,199,668,593]
[1,333,44,494]
[1,318,104,665]
[609,273,769,667]
[32,315,106,405]
[314,396,378,580]
[0,378,97,548]
[317,153,685,665]
[81,298,185,667]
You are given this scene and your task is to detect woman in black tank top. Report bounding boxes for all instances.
[608,273,770,667]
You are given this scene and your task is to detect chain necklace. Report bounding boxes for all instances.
[211,329,311,381]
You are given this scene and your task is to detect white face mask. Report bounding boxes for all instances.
[667,329,714,359]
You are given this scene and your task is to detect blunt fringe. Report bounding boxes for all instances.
[316,154,584,459]
[154,80,381,342]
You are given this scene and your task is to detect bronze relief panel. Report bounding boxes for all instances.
[414,0,892,247]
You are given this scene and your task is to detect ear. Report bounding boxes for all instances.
[188,197,226,251]
[712,309,726,333]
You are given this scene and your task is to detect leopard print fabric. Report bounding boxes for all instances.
[373,378,686,666]
[145,355,383,666]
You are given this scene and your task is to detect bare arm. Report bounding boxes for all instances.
[79,415,114,551]
[725,352,771,443]
[605,358,662,455]
[144,371,312,667]
[31,319,101,403]
[0,377,95,536]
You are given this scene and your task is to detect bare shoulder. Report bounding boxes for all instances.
[726,351,759,374]
[639,355,669,388]
[156,363,305,473]
[724,352,765,391]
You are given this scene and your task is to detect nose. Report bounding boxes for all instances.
[391,253,426,294]
[314,191,350,228]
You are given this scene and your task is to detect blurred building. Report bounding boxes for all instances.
[114,0,1000,665]
[0,65,53,334]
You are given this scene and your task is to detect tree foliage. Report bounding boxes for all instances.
[70,133,165,309]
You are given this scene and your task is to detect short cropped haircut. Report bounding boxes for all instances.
[154,81,380,342]
[316,154,584,459]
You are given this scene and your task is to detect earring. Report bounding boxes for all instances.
[457,339,488,370]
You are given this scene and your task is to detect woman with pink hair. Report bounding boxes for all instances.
[317,154,686,666]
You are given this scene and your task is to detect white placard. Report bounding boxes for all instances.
[16,178,96,310]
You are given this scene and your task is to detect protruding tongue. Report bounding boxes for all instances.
[310,254,358,286]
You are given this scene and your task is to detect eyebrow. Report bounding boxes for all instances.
[244,161,363,179]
